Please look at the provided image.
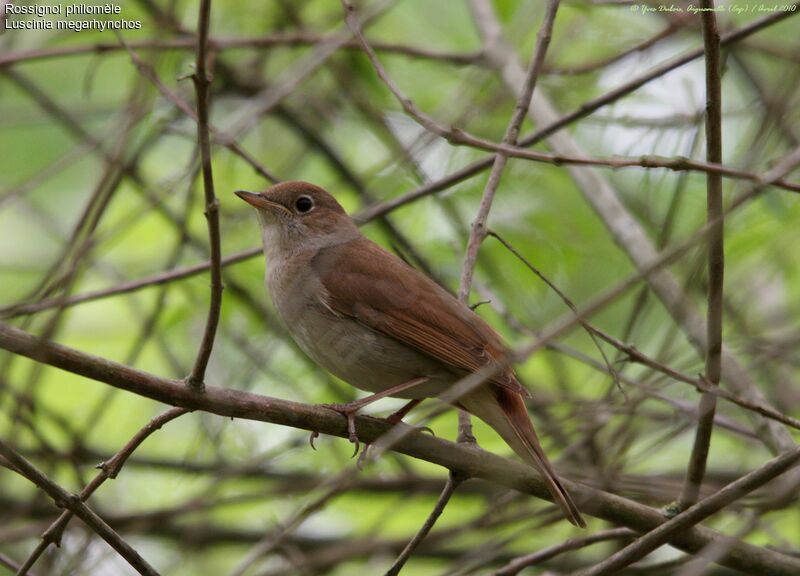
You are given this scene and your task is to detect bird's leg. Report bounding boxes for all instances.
[386,399,423,424]
[321,376,429,455]
[355,398,436,469]
[386,398,434,436]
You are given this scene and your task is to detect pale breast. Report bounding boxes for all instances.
[266,254,453,398]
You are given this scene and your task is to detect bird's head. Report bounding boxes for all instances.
[236,181,359,258]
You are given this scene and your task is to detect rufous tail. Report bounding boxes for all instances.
[460,387,586,528]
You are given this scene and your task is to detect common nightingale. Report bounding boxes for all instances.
[236,181,585,527]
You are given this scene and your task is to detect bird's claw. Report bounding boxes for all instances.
[309,430,320,450]
[322,402,362,457]
[319,402,433,460]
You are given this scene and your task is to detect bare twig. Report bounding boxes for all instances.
[0,553,38,576]
[543,25,679,75]
[583,331,800,432]
[492,527,634,576]
[469,0,800,461]
[327,5,800,200]
[577,446,800,576]
[16,407,189,575]
[0,248,261,319]
[117,36,279,183]
[227,0,395,138]
[680,0,725,510]
[456,0,559,461]
[229,478,349,576]
[385,473,462,575]
[514,5,798,148]
[0,438,160,576]
[0,33,481,69]
[458,0,560,301]
[674,513,759,576]
[488,230,620,392]
[186,0,224,389]
[2,322,800,575]
[356,6,800,223]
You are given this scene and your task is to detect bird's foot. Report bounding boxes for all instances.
[313,399,434,459]
[322,402,362,457]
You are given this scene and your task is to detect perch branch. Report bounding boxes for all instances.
[2,323,800,575]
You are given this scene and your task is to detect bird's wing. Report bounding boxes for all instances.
[312,237,528,396]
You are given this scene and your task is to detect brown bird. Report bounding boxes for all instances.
[236,181,585,527]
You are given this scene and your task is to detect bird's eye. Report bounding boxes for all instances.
[294,195,314,213]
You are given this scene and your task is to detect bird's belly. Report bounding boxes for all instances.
[285,307,452,398]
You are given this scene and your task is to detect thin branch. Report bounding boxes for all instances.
[0,248,261,319]
[340,0,466,147]
[469,0,800,462]
[466,149,800,194]
[458,0,560,301]
[355,6,800,223]
[583,331,800,432]
[2,322,800,575]
[117,36,279,183]
[16,407,190,576]
[577,446,800,576]
[674,513,759,576]
[186,0,223,389]
[0,33,482,68]
[0,553,38,576]
[229,478,348,576]
[339,2,800,201]
[457,0,558,445]
[385,473,462,575]
[680,0,725,511]
[0,438,160,576]
[492,527,634,576]
[488,230,620,392]
[226,0,395,138]
[543,24,679,75]
[514,5,798,148]
[355,148,800,226]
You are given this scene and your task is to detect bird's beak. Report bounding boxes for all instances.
[235,190,290,214]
